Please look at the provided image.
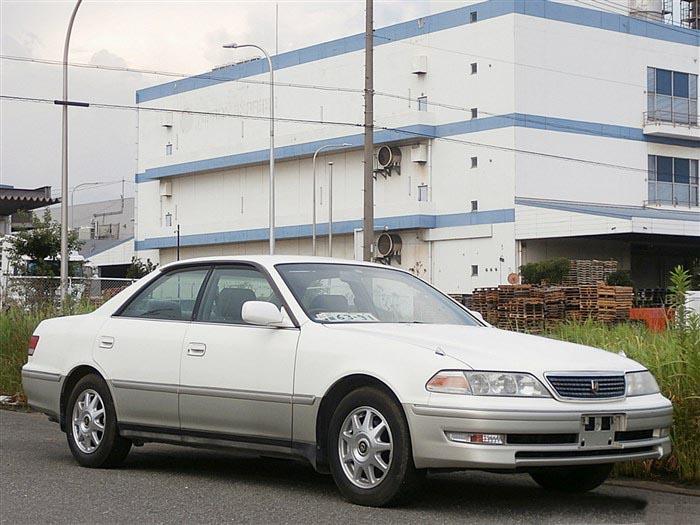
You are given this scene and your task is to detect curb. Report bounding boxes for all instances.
[607,479,699,497]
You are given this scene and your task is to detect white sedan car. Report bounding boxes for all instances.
[23,256,671,506]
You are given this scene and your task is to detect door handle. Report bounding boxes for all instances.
[98,336,114,349]
[187,343,207,357]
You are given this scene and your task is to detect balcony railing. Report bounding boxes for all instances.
[644,110,698,128]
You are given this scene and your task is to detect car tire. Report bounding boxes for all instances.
[529,463,613,493]
[328,386,422,507]
[65,373,131,468]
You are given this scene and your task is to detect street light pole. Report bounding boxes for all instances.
[60,0,83,306]
[223,42,275,255]
[328,162,333,257]
[311,142,351,256]
[71,181,101,229]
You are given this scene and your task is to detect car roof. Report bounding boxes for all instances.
[159,255,393,272]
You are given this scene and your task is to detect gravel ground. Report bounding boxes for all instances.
[1,409,698,524]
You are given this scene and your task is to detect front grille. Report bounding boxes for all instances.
[546,374,626,399]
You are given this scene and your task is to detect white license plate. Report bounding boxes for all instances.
[579,414,626,448]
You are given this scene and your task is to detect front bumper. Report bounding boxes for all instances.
[405,397,672,470]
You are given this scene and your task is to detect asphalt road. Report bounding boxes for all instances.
[1,410,698,524]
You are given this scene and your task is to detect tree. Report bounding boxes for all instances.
[6,209,83,276]
[125,256,158,279]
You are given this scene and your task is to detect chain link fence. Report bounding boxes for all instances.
[0,275,138,311]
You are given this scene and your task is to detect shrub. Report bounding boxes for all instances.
[606,270,633,287]
[520,258,570,285]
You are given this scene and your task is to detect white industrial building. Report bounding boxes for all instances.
[134,0,699,293]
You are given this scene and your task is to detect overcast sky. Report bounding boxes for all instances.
[1,0,462,205]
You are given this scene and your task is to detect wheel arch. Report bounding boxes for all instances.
[313,373,406,473]
[59,365,108,431]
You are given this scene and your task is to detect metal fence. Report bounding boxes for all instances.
[0,275,138,310]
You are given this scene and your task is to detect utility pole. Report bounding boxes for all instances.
[362,0,374,262]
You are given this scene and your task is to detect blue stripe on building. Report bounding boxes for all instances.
[135,209,516,250]
[136,0,698,103]
[135,113,698,183]
[515,197,700,223]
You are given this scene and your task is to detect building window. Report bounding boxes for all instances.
[165,143,173,156]
[471,200,478,212]
[418,184,428,202]
[164,212,172,227]
[471,107,478,119]
[470,62,477,75]
[647,67,698,125]
[648,155,698,206]
[470,11,477,23]
[471,265,478,277]
[470,156,478,168]
[417,95,428,112]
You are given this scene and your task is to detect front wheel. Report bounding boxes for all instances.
[328,387,421,507]
[65,373,131,468]
[529,463,613,493]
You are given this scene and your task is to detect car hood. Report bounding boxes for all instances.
[325,324,643,376]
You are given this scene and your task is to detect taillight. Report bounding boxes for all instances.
[28,335,39,356]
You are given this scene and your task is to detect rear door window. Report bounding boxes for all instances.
[118,268,210,320]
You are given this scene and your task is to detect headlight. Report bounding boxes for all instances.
[426,370,551,397]
[626,370,660,396]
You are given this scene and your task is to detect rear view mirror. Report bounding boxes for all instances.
[242,301,286,327]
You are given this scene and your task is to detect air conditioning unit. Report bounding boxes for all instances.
[375,145,401,178]
[412,55,428,75]
[375,232,403,264]
[160,181,172,197]
[411,143,428,163]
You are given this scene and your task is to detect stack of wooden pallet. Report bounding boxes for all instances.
[564,259,619,286]
[468,282,634,332]
[579,285,598,319]
[542,287,566,322]
[614,286,634,322]
[596,284,618,323]
[563,286,582,321]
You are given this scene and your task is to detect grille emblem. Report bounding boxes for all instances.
[590,380,599,393]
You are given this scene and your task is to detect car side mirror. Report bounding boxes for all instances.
[242,301,288,327]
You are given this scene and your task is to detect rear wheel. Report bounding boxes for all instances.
[328,387,421,507]
[529,463,613,493]
[65,374,131,468]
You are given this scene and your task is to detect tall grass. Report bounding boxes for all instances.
[0,304,96,401]
[547,319,700,484]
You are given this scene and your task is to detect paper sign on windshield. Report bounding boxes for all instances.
[315,312,379,322]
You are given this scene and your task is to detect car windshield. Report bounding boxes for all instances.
[276,263,481,326]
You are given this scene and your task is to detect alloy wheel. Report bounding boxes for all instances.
[71,389,105,454]
[338,406,393,489]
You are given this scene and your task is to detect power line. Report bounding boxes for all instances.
[0,54,366,97]
[2,93,655,176]
[371,122,652,175]
[0,94,365,130]
[0,54,660,139]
